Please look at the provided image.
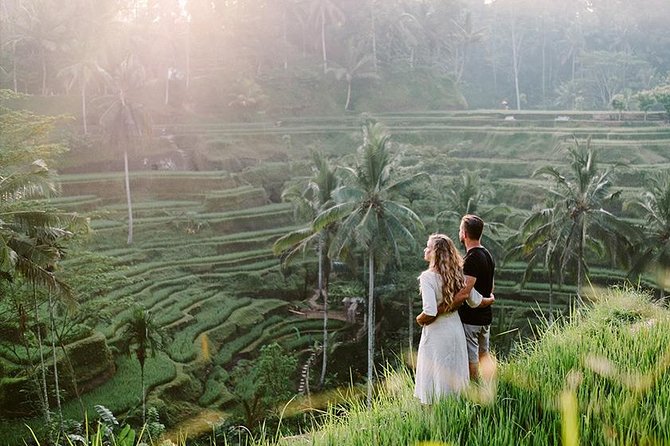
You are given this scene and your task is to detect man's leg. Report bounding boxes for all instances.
[478,325,493,380]
[468,362,479,381]
[462,323,481,381]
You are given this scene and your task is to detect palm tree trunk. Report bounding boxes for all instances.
[541,24,546,105]
[318,237,328,387]
[367,251,375,407]
[81,82,87,135]
[548,264,554,323]
[141,364,146,425]
[58,338,86,417]
[345,80,352,111]
[185,22,191,89]
[321,8,327,74]
[165,68,170,105]
[408,292,414,367]
[283,8,289,71]
[41,48,47,96]
[124,150,134,245]
[370,1,378,74]
[511,23,521,111]
[49,293,63,430]
[577,218,584,298]
[33,289,51,426]
[12,41,17,92]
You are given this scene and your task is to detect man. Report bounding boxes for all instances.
[455,214,496,381]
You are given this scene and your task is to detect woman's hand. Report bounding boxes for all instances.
[479,293,495,308]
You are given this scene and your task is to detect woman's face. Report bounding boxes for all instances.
[424,239,435,262]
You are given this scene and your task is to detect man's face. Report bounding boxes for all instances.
[459,222,466,246]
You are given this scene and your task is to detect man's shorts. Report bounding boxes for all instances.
[462,323,490,364]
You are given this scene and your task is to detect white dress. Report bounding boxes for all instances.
[414,270,483,404]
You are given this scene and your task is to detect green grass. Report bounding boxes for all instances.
[279,288,670,446]
[0,353,176,444]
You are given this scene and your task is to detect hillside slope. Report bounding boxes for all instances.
[284,288,670,446]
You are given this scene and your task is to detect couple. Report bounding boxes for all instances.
[414,214,496,405]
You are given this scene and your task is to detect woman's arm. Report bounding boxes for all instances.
[416,272,438,326]
[478,293,495,307]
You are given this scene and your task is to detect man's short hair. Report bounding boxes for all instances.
[461,214,484,241]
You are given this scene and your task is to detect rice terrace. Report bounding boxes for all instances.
[1,0,670,445]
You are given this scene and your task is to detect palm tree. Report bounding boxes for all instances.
[626,170,670,297]
[58,51,109,135]
[273,0,304,71]
[1,91,88,431]
[436,170,507,253]
[273,151,338,387]
[533,139,633,297]
[507,205,564,319]
[314,122,425,406]
[8,0,74,95]
[0,91,86,294]
[118,307,166,425]
[450,11,485,84]
[437,170,486,221]
[307,0,345,74]
[98,55,150,245]
[327,39,379,111]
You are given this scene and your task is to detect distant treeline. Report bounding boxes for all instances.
[1,0,670,111]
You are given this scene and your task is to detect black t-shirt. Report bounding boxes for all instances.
[458,246,495,325]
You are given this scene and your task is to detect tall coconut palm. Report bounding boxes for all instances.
[307,0,345,74]
[450,11,485,84]
[327,39,379,111]
[507,205,564,319]
[58,52,109,135]
[436,170,507,254]
[273,151,338,387]
[314,122,425,406]
[8,0,74,95]
[272,0,304,71]
[533,139,633,297]
[626,170,670,297]
[98,55,150,245]
[118,307,166,425]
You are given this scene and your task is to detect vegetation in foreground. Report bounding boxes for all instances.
[20,288,668,445]
[277,288,669,446]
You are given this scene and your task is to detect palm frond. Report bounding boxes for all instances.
[314,202,356,232]
[272,227,315,255]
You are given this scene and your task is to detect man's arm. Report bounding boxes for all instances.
[416,312,437,326]
[436,275,476,315]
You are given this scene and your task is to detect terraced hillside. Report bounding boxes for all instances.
[0,168,352,442]
[157,109,669,307]
[3,110,667,443]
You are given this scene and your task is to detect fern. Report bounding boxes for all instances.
[94,404,118,426]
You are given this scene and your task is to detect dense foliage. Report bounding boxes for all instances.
[2,0,670,113]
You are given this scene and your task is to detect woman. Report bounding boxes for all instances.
[414,234,493,404]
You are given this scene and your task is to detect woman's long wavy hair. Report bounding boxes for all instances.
[427,234,465,308]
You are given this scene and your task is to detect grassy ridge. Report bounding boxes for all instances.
[284,288,669,446]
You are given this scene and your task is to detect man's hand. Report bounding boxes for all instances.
[416,312,437,326]
[437,300,455,314]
